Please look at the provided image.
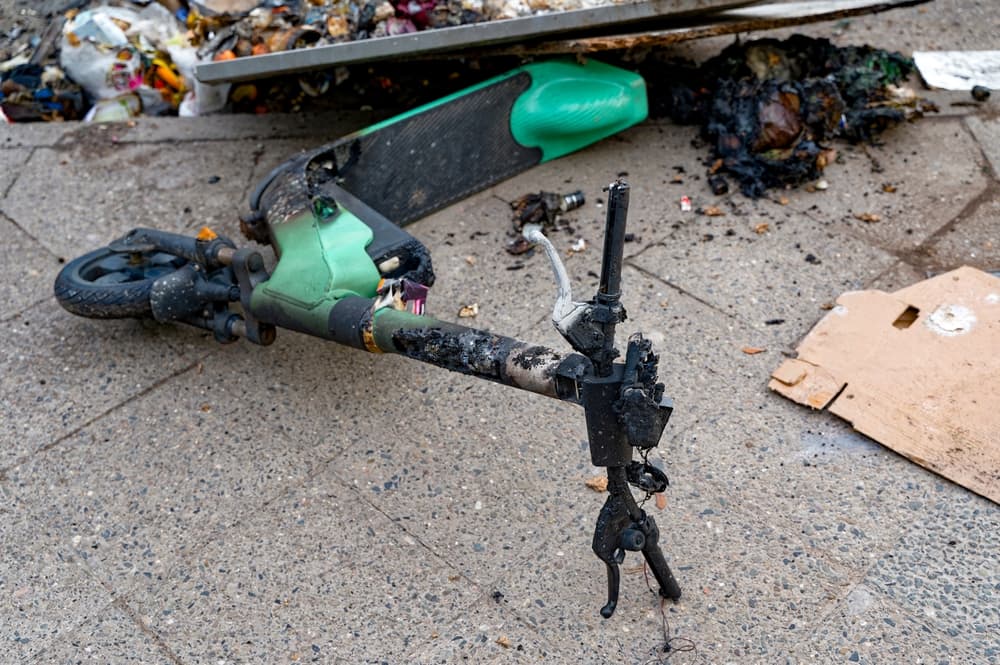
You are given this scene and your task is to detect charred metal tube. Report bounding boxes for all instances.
[597,181,629,304]
[328,296,583,402]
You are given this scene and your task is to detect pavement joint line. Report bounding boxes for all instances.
[625,260,744,325]
[326,464,481,584]
[237,143,269,207]
[0,357,205,476]
[963,114,998,180]
[895,177,1000,270]
[401,588,559,661]
[863,258,913,289]
[1,145,35,200]
[0,294,54,325]
[108,595,186,665]
[0,206,66,264]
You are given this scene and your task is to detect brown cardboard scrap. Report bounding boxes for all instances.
[769,266,1000,504]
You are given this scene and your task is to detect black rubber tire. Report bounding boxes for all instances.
[54,246,188,319]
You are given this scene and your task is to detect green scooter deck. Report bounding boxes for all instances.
[334,72,541,227]
[329,59,647,227]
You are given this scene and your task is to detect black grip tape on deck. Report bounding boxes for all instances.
[334,72,542,227]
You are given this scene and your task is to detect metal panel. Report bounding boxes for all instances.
[195,0,756,83]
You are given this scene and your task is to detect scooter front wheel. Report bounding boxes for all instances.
[54,246,188,319]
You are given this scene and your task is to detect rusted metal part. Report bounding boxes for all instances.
[391,325,564,398]
[364,307,566,398]
[432,0,932,59]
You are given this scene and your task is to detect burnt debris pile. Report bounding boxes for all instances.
[645,35,932,197]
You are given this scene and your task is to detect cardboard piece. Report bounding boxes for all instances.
[770,267,1000,504]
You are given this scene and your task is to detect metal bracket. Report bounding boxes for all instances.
[230,248,276,346]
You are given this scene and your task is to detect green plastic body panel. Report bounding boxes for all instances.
[250,206,380,338]
[354,59,648,162]
[511,60,647,162]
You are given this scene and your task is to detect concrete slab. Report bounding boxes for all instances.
[2,330,455,594]
[920,186,1000,272]
[0,301,192,470]
[28,603,176,665]
[406,596,556,663]
[967,116,1000,177]
[0,122,68,149]
[0,137,261,260]
[0,147,31,196]
[0,491,113,662]
[627,187,896,344]
[0,212,59,321]
[862,486,1000,662]
[128,472,481,664]
[489,502,853,663]
[791,583,989,665]
[781,119,989,255]
[2,2,998,658]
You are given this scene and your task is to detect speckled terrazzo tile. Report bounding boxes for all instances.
[1,138,261,260]
[0,492,112,662]
[0,147,31,196]
[0,300,192,469]
[406,595,555,664]
[28,602,176,665]
[862,486,999,662]
[785,583,992,665]
[3,346,353,596]
[128,474,480,664]
[918,189,1000,273]
[779,119,989,254]
[620,272,961,575]
[331,375,591,587]
[486,500,852,664]
[0,212,59,321]
[627,197,897,345]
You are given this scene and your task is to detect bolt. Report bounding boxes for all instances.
[559,190,585,212]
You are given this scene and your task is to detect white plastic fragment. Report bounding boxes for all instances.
[913,51,1000,90]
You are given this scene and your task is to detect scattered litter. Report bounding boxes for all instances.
[769,267,1000,505]
[568,237,587,253]
[814,179,829,191]
[881,183,897,193]
[707,173,729,195]
[495,636,512,649]
[506,189,584,254]
[650,35,932,197]
[464,255,476,266]
[458,303,479,318]
[765,318,785,325]
[913,51,1000,91]
[700,205,724,217]
[804,253,821,264]
[742,346,766,355]
[584,476,608,492]
[754,222,770,234]
[654,492,667,511]
[854,212,882,223]
[777,196,789,205]
[679,196,692,212]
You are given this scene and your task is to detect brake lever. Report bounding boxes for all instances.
[530,181,682,617]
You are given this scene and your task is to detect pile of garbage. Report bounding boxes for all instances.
[0,0,616,122]
[644,35,936,197]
